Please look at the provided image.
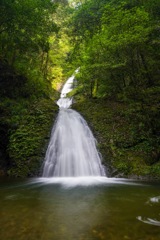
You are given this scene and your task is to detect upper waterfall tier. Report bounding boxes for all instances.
[57,70,78,109]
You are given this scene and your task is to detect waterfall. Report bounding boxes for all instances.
[42,71,106,177]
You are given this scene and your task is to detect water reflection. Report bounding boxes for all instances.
[149,196,160,203]
[40,186,106,239]
[137,216,160,226]
[0,178,160,240]
[137,195,160,227]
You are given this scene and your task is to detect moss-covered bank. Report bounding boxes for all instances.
[0,60,58,177]
[7,99,58,177]
[73,98,160,180]
[0,97,58,178]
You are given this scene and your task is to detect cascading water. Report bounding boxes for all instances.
[42,71,106,177]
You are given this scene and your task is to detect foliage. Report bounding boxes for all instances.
[70,0,160,96]
[0,0,73,87]
[0,58,59,177]
[8,99,58,177]
[74,99,160,179]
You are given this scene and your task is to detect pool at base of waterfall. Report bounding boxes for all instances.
[0,177,160,240]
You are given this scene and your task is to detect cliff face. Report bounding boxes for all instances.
[74,98,160,179]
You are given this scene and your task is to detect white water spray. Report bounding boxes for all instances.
[42,71,106,177]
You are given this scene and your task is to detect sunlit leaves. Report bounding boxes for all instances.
[70,0,159,99]
[101,5,151,49]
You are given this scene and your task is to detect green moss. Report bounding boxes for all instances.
[73,98,160,179]
[7,99,58,177]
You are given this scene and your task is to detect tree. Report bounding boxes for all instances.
[70,0,160,98]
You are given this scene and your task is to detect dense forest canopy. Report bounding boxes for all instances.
[0,0,160,177]
[70,0,160,96]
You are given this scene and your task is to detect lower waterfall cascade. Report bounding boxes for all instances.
[42,71,106,177]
